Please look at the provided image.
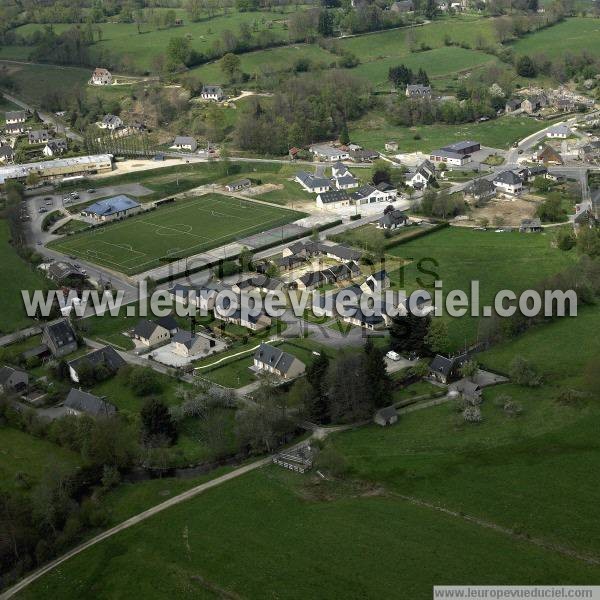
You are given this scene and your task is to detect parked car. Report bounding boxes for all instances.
[386,351,401,361]
[86,189,96,193]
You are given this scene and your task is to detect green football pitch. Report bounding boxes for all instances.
[49,194,305,275]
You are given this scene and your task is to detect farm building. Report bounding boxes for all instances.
[309,144,350,162]
[91,68,112,85]
[225,179,252,192]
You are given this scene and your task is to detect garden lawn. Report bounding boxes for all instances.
[0,220,51,334]
[0,427,82,492]
[18,465,600,600]
[48,194,305,275]
[386,227,575,349]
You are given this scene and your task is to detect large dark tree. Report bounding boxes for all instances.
[390,312,432,355]
[140,398,178,446]
[363,337,393,408]
[305,352,330,423]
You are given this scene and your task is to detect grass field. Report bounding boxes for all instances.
[511,17,600,59]
[386,227,575,349]
[351,111,558,152]
[49,194,305,275]
[11,8,301,72]
[0,220,51,334]
[0,427,82,492]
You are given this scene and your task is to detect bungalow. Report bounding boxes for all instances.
[374,405,398,426]
[390,0,414,11]
[277,255,306,270]
[5,123,24,135]
[316,189,354,209]
[537,145,563,165]
[505,99,521,113]
[296,171,331,193]
[353,184,388,204]
[463,178,496,204]
[348,149,379,162]
[28,130,50,145]
[295,270,326,291]
[323,244,362,262]
[91,68,113,85]
[546,124,571,139]
[0,145,15,163]
[361,270,390,293]
[64,388,117,417]
[81,195,141,221]
[408,159,436,189]
[42,318,78,358]
[406,84,432,98]
[429,353,469,384]
[43,139,68,157]
[99,114,123,130]
[309,144,350,162]
[200,85,224,102]
[5,110,26,124]
[225,178,252,192]
[0,366,29,394]
[493,170,523,195]
[171,136,197,152]
[253,343,306,380]
[171,330,216,357]
[519,218,543,233]
[379,208,408,229]
[68,345,126,383]
[132,320,170,347]
[282,240,322,259]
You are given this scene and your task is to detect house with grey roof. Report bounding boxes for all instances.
[390,0,414,11]
[64,388,117,418]
[546,124,571,139]
[42,318,78,358]
[201,85,224,101]
[309,144,350,162]
[225,178,252,192]
[505,98,521,113]
[28,130,50,145]
[43,139,68,157]
[0,366,29,394]
[0,145,15,163]
[252,343,305,380]
[361,270,390,293]
[68,346,126,383]
[379,208,408,229]
[132,320,170,347]
[322,244,362,262]
[406,84,431,98]
[171,330,216,357]
[5,110,26,124]
[464,178,496,204]
[316,189,354,209]
[429,353,470,384]
[408,159,436,189]
[374,406,398,426]
[99,114,123,130]
[47,261,86,283]
[81,195,141,221]
[5,123,25,135]
[171,136,197,151]
[296,171,331,193]
[493,170,523,195]
[519,218,543,233]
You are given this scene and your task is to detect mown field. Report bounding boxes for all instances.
[511,17,600,59]
[386,227,575,349]
[8,7,304,72]
[350,112,556,152]
[49,193,305,275]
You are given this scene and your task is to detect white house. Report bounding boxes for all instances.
[407,160,436,189]
[309,144,350,162]
[546,124,571,139]
[316,189,354,209]
[353,184,389,204]
[91,68,112,85]
[171,136,197,152]
[200,85,224,102]
[295,171,331,193]
[99,114,123,130]
[5,110,26,125]
[493,170,523,195]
